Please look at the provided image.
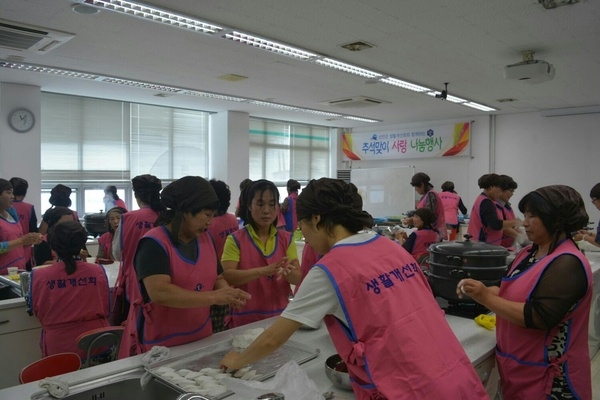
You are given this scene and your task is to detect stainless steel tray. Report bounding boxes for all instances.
[146,338,320,399]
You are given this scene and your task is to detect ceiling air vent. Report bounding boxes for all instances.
[0,19,74,54]
[321,96,389,109]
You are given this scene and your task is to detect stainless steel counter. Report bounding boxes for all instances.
[0,313,496,399]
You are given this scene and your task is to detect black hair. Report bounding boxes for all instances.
[45,207,74,229]
[104,185,121,201]
[518,188,588,255]
[238,179,280,229]
[410,172,433,190]
[239,178,253,191]
[590,183,600,200]
[132,174,164,213]
[440,181,455,192]
[9,177,28,197]
[297,178,373,235]
[287,179,301,193]
[49,184,72,207]
[498,175,518,191]
[414,207,437,229]
[105,207,127,234]
[477,173,501,189]
[209,179,232,216]
[48,220,87,275]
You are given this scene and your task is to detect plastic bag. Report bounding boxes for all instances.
[220,360,324,400]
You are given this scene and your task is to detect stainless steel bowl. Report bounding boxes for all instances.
[324,354,352,390]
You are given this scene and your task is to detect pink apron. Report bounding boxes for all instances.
[417,189,447,240]
[119,227,217,357]
[228,227,293,328]
[319,235,488,399]
[468,193,502,245]
[496,241,592,399]
[0,210,25,273]
[31,259,110,358]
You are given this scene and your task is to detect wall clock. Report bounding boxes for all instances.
[8,108,35,133]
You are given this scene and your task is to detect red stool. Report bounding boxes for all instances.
[20,352,81,384]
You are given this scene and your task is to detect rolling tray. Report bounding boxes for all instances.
[145,338,320,399]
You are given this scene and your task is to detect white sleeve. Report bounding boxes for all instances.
[281,267,347,328]
[111,223,122,261]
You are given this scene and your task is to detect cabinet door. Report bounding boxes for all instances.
[0,328,42,389]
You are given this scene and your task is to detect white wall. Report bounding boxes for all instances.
[345,112,600,221]
[0,83,42,216]
[494,112,600,214]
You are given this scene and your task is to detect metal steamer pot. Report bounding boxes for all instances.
[83,211,107,237]
[426,235,509,303]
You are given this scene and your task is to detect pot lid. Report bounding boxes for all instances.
[429,236,509,257]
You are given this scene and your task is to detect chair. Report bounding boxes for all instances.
[20,352,81,384]
[76,326,125,368]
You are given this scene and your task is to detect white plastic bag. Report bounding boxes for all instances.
[221,360,324,400]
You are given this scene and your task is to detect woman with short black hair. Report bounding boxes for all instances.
[458,185,593,399]
[119,176,249,357]
[29,220,110,358]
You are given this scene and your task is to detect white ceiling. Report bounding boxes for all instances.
[1,0,599,129]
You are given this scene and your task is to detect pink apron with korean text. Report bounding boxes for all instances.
[417,189,447,240]
[440,191,460,226]
[319,235,487,400]
[30,259,110,358]
[120,227,217,357]
[228,227,293,328]
[496,241,592,400]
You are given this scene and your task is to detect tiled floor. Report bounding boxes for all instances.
[593,349,600,400]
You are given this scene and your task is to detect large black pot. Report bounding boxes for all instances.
[84,211,107,237]
[426,236,509,303]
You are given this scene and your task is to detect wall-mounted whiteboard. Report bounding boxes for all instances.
[351,166,416,218]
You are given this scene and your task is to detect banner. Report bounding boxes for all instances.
[342,122,470,161]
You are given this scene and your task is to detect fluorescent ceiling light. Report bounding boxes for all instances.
[81,0,223,34]
[80,0,495,114]
[301,109,343,117]
[223,32,317,60]
[248,101,300,111]
[1,61,377,122]
[0,61,99,79]
[540,105,600,117]
[464,102,497,112]
[445,95,468,104]
[343,116,380,123]
[185,90,247,102]
[100,77,183,92]
[314,58,382,79]
[379,78,431,93]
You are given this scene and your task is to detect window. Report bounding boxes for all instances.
[130,104,209,179]
[41,93,209,214]
[249,118,330,184]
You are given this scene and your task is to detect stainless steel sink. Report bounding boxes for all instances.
[0,283,21,300]
[31,370,182,400]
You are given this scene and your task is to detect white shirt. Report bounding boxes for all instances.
[281,231,377,328]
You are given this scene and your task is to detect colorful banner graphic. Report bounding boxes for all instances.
[342,122,470,161]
